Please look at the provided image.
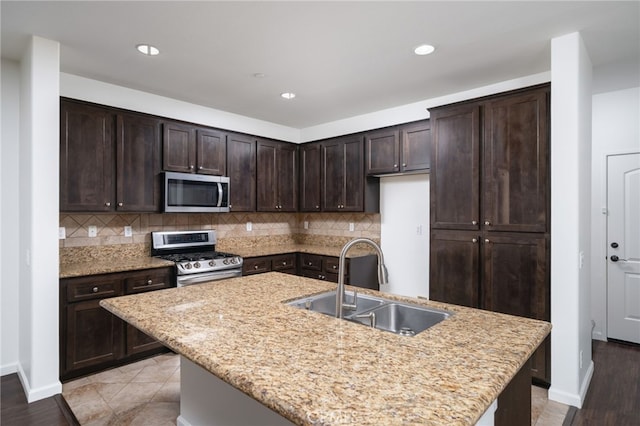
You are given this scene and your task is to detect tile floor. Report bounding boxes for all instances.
[62,353,180,426]
[63,353,569,425]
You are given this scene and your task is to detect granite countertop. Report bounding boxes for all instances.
[229,243,374,259]
[101,272,551,426]
[59,257,175,278]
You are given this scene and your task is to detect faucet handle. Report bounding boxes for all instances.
[342,289,358,311]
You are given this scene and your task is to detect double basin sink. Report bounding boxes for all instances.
[287,290,452,337]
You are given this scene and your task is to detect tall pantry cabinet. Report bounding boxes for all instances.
[428,84,551,384]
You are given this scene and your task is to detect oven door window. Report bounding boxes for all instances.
[167,178,219,208]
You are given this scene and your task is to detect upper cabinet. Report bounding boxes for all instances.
[256,139,298,212]
[163,121,226,175]
[299,142,322,212]
[322,135,379,212]
[482,89,549,233]
[226,132,256,212]
[365,120,431,175]
[60,99,162,212]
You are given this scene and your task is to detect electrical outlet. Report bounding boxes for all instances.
[304,221,309,230]
[59,227,66,240]
[579,251,584,269]
[124,226,132,237]
[88,226,97,237]
[246,222,252,232]
[349,222,355,232]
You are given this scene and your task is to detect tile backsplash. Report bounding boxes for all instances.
[59,212,380,251]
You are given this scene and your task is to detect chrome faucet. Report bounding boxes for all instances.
[335,238,388,318]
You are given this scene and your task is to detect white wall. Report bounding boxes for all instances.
[16,36,62,402]
[380,174,429,298]
[590,87,640,341]
[1,59,21,375]
[548,32,594,408]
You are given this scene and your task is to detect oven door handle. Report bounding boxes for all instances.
[177,269,242,286]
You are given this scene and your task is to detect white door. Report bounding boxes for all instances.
[607,153,640,343]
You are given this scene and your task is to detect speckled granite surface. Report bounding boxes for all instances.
[229,243,374,259]
[60,257,174,278]
[101,272,551,426]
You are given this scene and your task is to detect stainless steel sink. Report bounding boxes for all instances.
[287,290,384,317]
[287,292,452,336]
[348,302,452,336]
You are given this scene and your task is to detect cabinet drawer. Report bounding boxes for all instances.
[299,254,322,271]
[243,257,271,275]
[300,268,329,281]
[271,254,296,271]
[323,257,343,274]
[65,277,123,302]
[125,268,172,294]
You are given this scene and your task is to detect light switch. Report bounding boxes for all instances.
[246,222,252,232]
[304,221,309,230]
[59,227,66,239]
[88,226,97,237]
[349,222,355,232]
[124,226,132,237]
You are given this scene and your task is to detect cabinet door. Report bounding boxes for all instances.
[116,113,162,211]
[126,324,165,355]
[401,121,431,172]
[322,138,346,212]
[342,136,365,211]
[242,257,271,275]
[276,142,298,212]
[257,140,279,211]
[163,121,196,173]
[430,104,480,230]
[481,233,549,321]
[197,128,226,175]
[482,88,549,232]
[429,230,480,308]
[300,143,321,212]
[226,133,256,212]
[64,300,124,374]
[60,100,114,211]
[124,267,173,294]
[365,128,400,175]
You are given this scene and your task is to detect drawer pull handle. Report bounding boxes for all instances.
[92,287,99,293]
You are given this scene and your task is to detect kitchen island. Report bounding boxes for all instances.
[100,272,550,425]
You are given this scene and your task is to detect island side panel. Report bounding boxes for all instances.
[178,357,295,426]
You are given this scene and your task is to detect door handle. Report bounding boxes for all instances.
[610,255,628,262]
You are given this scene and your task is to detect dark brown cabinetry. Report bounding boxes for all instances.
[428,84,551,384]
[365,120,431,175]
[257,139,298,212]
[60,267,173,381]
[321,135,379,212]
[60,99,162,212]
[226,133,256,212]
[163,121,226,175]
[299,142,322,212]
[242,253,297,276]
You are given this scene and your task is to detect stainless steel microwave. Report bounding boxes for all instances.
[163,172,230,213]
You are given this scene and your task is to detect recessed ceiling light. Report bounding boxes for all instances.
[280,92,296,100]
[414,44,435,56]
[136,44,160,56]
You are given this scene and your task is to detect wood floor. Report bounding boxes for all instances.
[568,339,640,426]
[1,340,638,425]
[0,374,78,426]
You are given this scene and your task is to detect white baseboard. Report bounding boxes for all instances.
[548,360,594,409]
[1,362,18,376]
[17,363,62,403]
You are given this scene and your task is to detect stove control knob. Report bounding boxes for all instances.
[209,261,214,267]
[229,258,235,264]
[185,263,192,269]
[194,262,201,268]
[223,259,229,265]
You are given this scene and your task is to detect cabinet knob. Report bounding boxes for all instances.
[105,202,111,207]
[282,261,286,266]
[484,221,491,226]
[118,202,123,207]
[254,265,259,270]
[198,166,203,170]
[332,265,337,269]
[472,238,478,243]
[485,239,490,243]
[471,220,477,225]
[228,204,232,209]
[402,163,407,167]
[308,262,312,266]
[315,205,319,209]
[393,164,398,168]
[147,280,152,285]
[189,165,194,170]
[92,287,99,293]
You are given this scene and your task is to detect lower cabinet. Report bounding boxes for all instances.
[244,252,379,290]
[60,267,174,381]
[430,230,550,384]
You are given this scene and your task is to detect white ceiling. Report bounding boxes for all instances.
[2,1,638,129]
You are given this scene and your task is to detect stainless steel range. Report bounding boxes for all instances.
[151,230,243,287]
